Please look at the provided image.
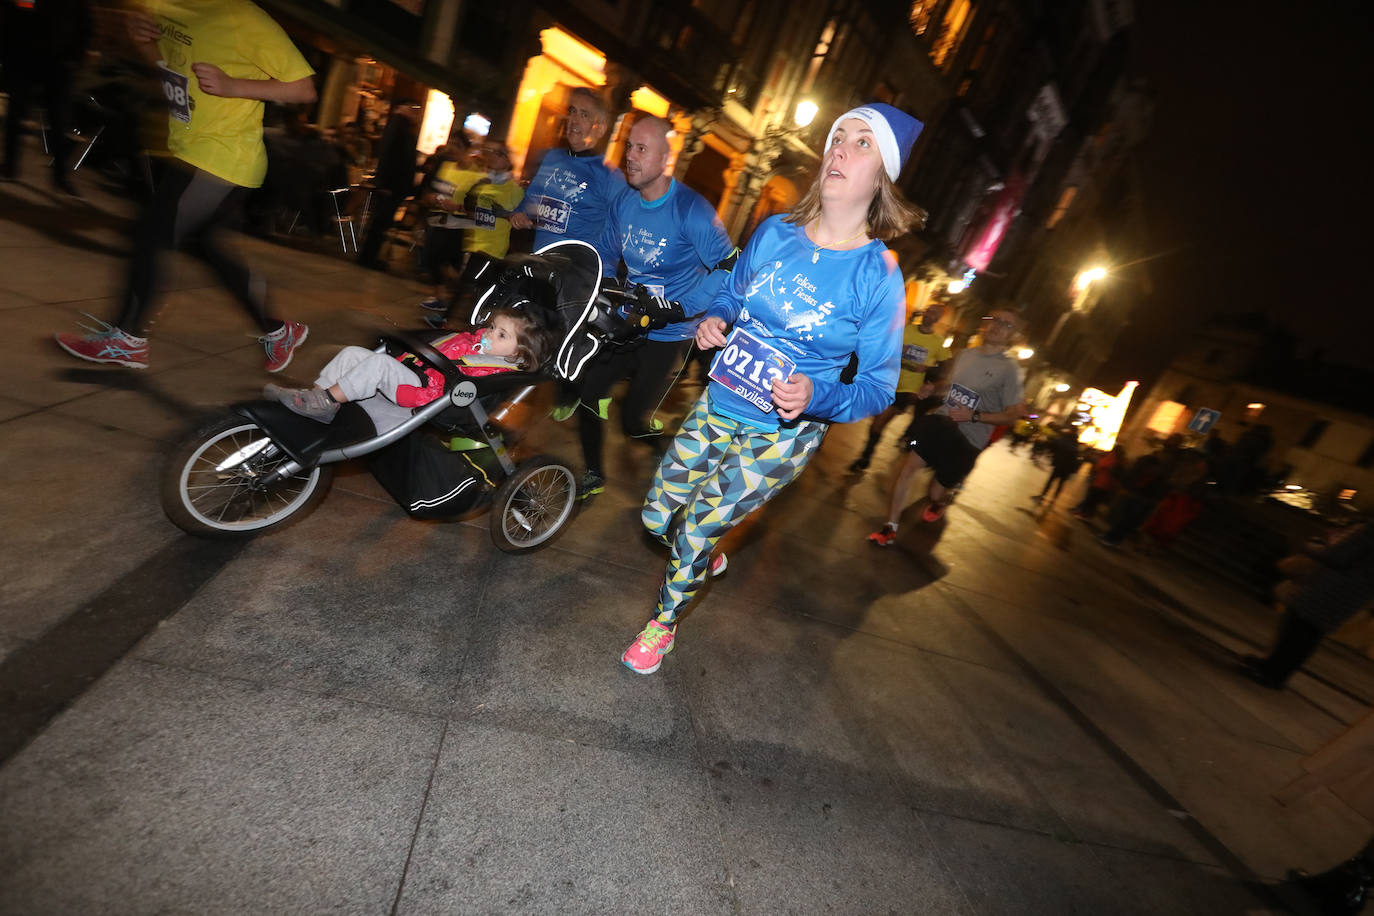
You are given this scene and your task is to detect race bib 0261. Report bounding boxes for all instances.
[946,382,981,413]
[709,328,796,414]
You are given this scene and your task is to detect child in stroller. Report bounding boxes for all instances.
[159,240,686,552]
[261,305,555,426]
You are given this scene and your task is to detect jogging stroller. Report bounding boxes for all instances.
[159,240,660,552]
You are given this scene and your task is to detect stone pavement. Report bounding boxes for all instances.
[1,171,1370,914]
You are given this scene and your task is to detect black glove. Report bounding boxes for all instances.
[632,286,687,331]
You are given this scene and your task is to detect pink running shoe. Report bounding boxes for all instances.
[710,553,728,577]
[261,320,308,373]
[622,620,675,675]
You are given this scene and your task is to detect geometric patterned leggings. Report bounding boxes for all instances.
[641,391,826,625]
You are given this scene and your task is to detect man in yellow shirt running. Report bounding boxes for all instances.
[849,301,951,471]
[421,141,525,328]
[55,0,316,372]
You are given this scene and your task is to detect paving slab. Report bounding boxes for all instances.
[136,489,496,715]
[0,659,442,915]
[711,769,975,915]
[397,719,734,916]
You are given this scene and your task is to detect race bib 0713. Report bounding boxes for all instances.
[946,382,981,413]
[709,327,796,414]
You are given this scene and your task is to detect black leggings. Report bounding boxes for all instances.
[118,162,277,336]
[576,338,692,476]
[1255,611,1325,684]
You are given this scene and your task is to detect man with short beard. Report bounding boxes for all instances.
[571,115,737,499]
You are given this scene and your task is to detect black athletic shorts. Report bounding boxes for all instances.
[903,413,979,489]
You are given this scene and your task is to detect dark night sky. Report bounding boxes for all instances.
[1099,0,1374,388]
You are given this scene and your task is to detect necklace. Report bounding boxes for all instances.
[810,221,869,263]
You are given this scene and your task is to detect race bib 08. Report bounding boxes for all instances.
[158,63,191,124]
[535,195,570,234]
[946,382,981,412]
[709,328,796,414]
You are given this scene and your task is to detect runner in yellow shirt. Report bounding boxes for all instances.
[849,301,951,471]
[424,142,526,328]
[55,0,316,372]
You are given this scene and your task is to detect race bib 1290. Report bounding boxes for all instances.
[158,63,191,123]
[946,382,981,413]
[709,328,796,414]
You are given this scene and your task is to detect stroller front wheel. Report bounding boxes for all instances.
[490,456,578,553]
[161,410,333,539]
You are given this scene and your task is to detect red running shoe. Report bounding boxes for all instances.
[921,501,948,523]
[866,524,897,547]
[54,314,149,368]
[261,320,309,373]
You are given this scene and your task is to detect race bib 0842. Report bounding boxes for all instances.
[709,328,796,414]
[535,195,570,234]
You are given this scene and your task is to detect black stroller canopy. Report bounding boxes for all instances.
[470,240,610,383]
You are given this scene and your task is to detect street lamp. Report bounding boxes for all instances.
[1017,347,1035,360]
[1074,266,1107,292]
[794,99,818,128]
[1044,263,1109,355]
[947,279,967,294]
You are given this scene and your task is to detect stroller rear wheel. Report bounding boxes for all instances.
[161,411,333,539]
[490,455,578,552]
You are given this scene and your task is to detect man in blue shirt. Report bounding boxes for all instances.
[574,115,737,498]
[508,87,625,420]
[509,86,625,271]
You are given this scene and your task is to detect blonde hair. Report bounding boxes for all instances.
[784,168,926,241]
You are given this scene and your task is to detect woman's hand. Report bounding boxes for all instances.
[772,372,813,421]
[695,315,728,350]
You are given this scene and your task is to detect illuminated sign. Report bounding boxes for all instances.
[1076,382,1138,451]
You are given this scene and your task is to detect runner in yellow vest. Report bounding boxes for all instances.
[55,0,316,372]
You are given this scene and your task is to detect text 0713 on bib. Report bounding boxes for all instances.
[709,328,796,414]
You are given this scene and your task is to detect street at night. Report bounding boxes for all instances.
[2,175,1371,913]
[5,0,1374,911]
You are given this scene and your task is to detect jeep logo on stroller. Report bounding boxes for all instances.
[449,380,478,408]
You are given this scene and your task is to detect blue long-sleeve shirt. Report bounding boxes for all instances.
[703,215,904,429]
[521,147,626,269]
[601,179,736,342]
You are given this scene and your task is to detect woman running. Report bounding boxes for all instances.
[622,103,925,674]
